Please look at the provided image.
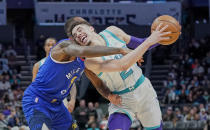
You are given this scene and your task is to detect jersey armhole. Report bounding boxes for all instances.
[104,30,126,44]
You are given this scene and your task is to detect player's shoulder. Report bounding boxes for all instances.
[105,26,130,43]
[106,26,122,34]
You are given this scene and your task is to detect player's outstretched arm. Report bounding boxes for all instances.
[85,24,170,72]
[84,68,122,106]
[51,40,129,62]
[67,83,77,113]
[32,62,40,81]
[106,26,159,50]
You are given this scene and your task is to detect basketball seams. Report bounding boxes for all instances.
[158,19,181,31]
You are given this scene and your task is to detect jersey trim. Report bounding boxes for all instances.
[104,30,126,44]
[144,124,161,130]
[99,33,110,47]
[50,53,74,64]
[98,72,103,77]
[112,75,145,95]
[115,109,133,122]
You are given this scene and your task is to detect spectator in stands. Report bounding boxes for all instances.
[10,75,20,90]
[0,112,9,130]
[0,98,4,110]
[2,45,17,58]
[94,102,103,122]
[175,108,184,121]
[207,104,210,115]
[74,99,88,129]
[163,107,174,121]
[86,102,98,128]
[7,109,20,128]
[184,109,197,121]
[203,91,209,103]
[2,105,11,117]
[199,108,208,121]
[167,87,176,104]
[0,59,9,74]
[203,51,210,66]
[99,114,108,130]
[87,102,97,120]
[87,122,100,130]
[192,63,205,75]
[86,114,97,129]
[182,106,190,117]
[0,75,11,91]
[202,76,210,88]
[163,75,177,89]
[178,87,188,103]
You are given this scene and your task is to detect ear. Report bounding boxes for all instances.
[90,26,95,32]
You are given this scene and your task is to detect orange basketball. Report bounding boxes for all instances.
[151,15,181,45]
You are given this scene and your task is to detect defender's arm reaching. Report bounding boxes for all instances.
[84,68,122,106]
[51,40,129,62]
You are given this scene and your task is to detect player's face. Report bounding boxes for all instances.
[44,39,56,55]
[72,24,94,46]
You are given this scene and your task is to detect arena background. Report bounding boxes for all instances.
[0,0,209,130]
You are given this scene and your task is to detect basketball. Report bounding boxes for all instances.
[151,15,181,45]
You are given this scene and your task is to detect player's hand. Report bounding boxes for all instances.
[120,48,132,55]
[137,57,144,66]
[108,93,122,106]
[146,23,171,46]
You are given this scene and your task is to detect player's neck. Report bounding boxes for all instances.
[90,33,106,46]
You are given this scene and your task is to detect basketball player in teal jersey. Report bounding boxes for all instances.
[67,17,171,130]
[22,36,130,129]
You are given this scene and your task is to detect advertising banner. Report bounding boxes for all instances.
[35,2,181,25]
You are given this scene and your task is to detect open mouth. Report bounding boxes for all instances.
[80,34,87,44]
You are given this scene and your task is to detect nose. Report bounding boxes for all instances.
[77,31,82,38]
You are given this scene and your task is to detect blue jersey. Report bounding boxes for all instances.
[24,40,85,104]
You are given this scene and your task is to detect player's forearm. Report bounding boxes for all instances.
[94,82,111,100]
[78,46,124,58]
[67,100,76,113]
[67,84,77,112]
[127,36,159,50]
[118,40,151,70]
[84,69,111,99]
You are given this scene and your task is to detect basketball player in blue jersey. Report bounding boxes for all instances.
[32,37,57,81]
[67,17,171,130]
[31,37,78,130]
[22,34,131,129]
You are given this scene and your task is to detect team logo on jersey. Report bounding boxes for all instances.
[66,68,81,79]
[61,90,67,95]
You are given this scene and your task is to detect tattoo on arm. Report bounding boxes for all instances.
[58,40,124,58]
[84,68,111,99]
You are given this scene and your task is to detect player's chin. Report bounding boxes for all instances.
[82,41,91,46]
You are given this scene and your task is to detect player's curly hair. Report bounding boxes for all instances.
[64,17,91,37]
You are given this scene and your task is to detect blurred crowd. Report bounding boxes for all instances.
[0,43,26,130]
[162,37,210,105]
[72,100,108,130]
